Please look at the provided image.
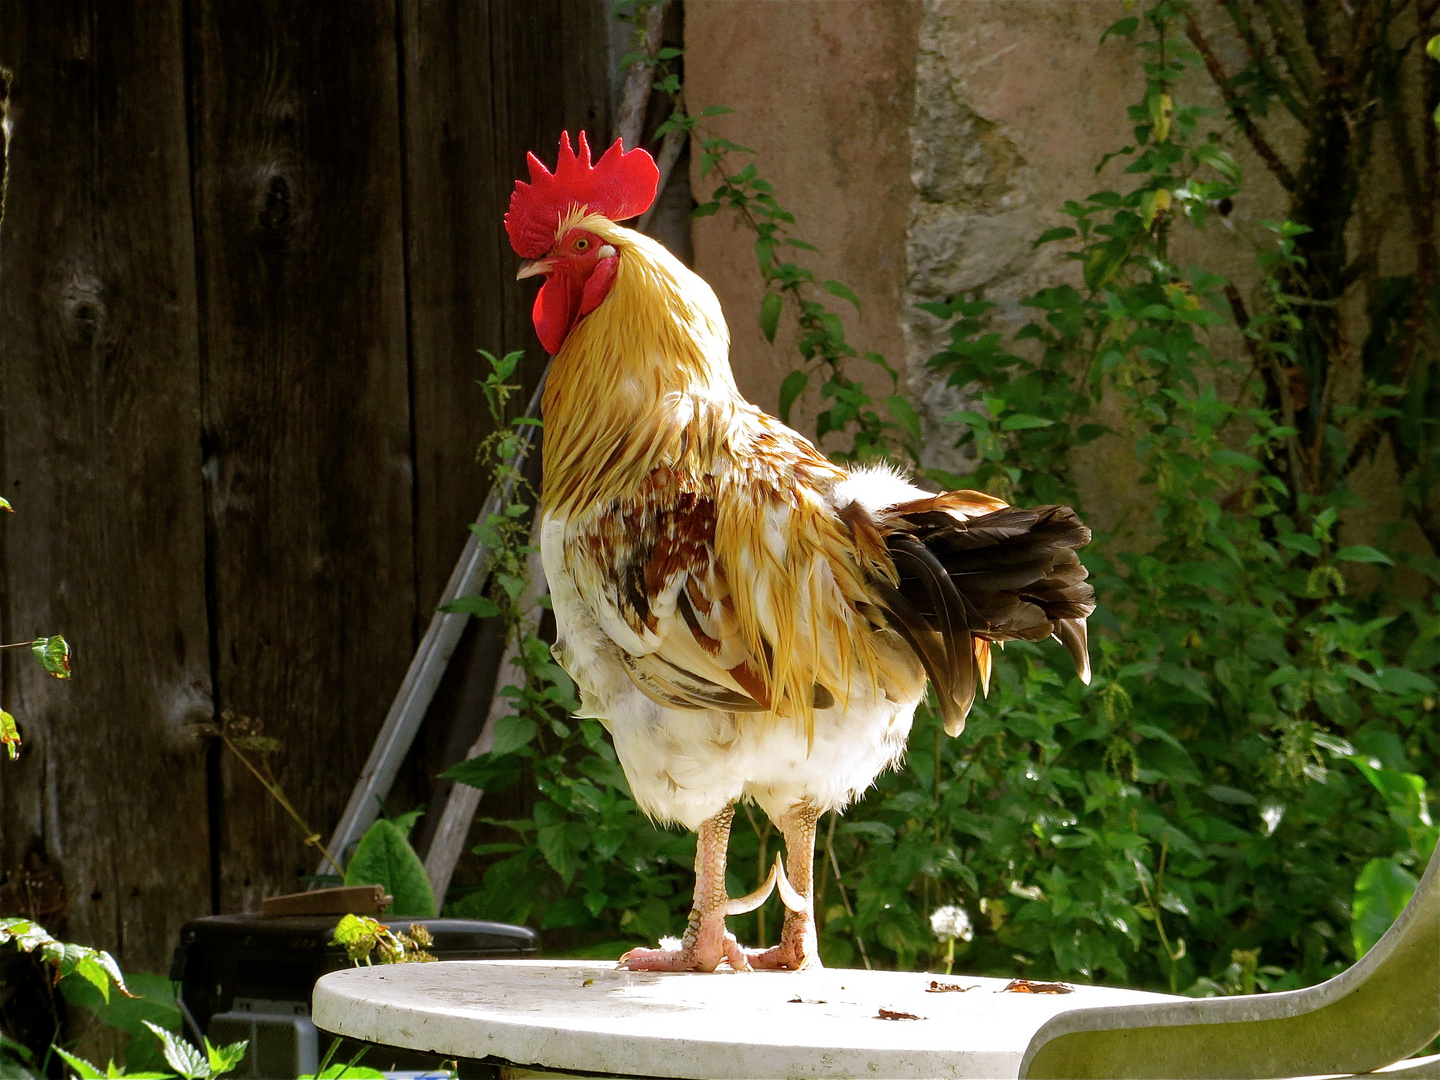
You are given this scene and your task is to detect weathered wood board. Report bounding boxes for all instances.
[0,0,613,986]
[0,0,213,975]
[188,0,418,912]
[394,0,612,848]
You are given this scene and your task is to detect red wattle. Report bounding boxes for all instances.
[534,274,578,355]
[578,256,619,316]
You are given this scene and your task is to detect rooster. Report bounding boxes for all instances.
[505,133,1094,972]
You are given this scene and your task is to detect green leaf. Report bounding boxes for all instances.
[1334,545,1393,565]
[1427,34,1440,61]
[386,808,424,839]
[690,201,722,219]
[1209,449,1260,471]
[823,280,861,313]
[73,955,115,1003]
[1101,16,1139,40]
[1373,668,1437,695]
[699,105,734,117]
[489,715,538,757]
[344,819,438,919]
[145,1021,209,1080]
[330,914,386,964]
[1000,413,1055,431]
[1352,857,1417,957]
[1336,663,1381,692]
[1348,760,1434,836]
[537,823,585,885]
[1205,784,1256,806]
[1277,532,1321,556]
[438,594,501,618]
[1082,240,1129,291]
[31,636,71,679]
[944,410,990,429]
[205,1038,249,1077]
[778,370,808,424]
[494,572,525,601]
[1033,226,1077,248]
[1,1031,33,1066]
[759,292,783,343]
[52,1048,105,1079]
[884,395,923,445]
[1,709,19,761]
[0,497,11,512]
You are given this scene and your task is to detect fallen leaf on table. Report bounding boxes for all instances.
[927,980,977,993]
[1000,978,1072,994]
[877,1007,924,1020]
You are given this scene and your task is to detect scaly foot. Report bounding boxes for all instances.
[746,915,821,970]
[619,931,752,972]
[750,802,822,970]
[618,807,783,972]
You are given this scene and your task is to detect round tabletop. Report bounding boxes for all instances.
[311,959,1177,1079]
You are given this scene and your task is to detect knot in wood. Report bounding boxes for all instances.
[258,173,293,231]
[60,269,107,344]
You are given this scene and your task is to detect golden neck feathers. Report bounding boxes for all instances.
[540,217,744,517]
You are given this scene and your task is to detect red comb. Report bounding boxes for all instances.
[504,132,659,259]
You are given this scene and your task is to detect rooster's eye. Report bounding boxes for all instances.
[574,238,590,251]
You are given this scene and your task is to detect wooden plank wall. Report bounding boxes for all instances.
[0,0,610,976]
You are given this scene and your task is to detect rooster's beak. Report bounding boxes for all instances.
[516,258,553,280]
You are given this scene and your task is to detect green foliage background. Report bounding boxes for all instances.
[444,0,1439,998]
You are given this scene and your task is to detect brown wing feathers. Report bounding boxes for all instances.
[877,494,1095,736]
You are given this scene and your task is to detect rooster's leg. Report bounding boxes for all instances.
[618,805,752,972]
[749,800,822,970]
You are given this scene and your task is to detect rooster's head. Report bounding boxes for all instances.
[505,132,659,354]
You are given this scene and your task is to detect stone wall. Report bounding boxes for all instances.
[683,1,1338,533]
[684,1,920,436]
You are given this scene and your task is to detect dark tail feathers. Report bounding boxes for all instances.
[876,494,1095,736]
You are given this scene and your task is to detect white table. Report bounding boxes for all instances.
[313,835,1439,1079]
[311,960,1174,1079]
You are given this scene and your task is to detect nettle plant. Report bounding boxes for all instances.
[446,0,1436,991]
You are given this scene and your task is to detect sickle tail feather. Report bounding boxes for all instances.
[875,496,1095,736]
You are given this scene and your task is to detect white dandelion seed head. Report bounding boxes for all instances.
[1259,801,1286,836]
[929,905,973,942]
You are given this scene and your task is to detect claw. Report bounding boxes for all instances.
[775,854,807,913]
[725,854,780,915]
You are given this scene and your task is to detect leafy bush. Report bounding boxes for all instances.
[812,4,1439,989]
[0,920,243,1080]
[445,0,1438,997]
